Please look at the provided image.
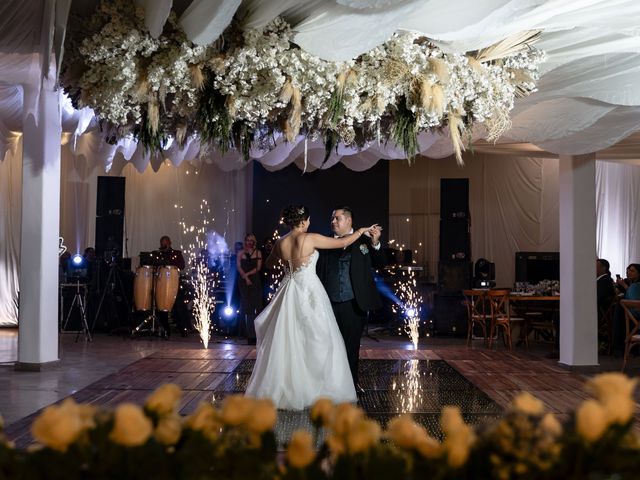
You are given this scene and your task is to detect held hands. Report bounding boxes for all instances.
[359,224,382,245]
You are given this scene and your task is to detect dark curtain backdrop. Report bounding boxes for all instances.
[252,162,389,245]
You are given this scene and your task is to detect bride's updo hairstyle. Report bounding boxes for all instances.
[281,205,310,227]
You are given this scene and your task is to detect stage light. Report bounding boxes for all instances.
[405,307,417,318]
[223,305,234,317]
[67,254,88,282]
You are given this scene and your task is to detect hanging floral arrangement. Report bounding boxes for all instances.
[61,0,545,164]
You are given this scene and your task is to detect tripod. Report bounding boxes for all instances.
[60,280,92,342]
[93,262,132,335]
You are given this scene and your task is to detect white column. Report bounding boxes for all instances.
[17,85,62,368]
[559,153,598,366]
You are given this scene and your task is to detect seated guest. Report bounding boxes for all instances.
[611,263,640,355]
[615,263,640,295]
[596,258,615,316]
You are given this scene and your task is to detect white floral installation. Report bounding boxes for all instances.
[62,0,545,164]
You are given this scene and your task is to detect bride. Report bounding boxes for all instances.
[245,205,377,410]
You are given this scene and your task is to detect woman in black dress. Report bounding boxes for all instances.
[236,233,263,344]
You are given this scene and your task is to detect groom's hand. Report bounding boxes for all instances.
[369,225,382,246]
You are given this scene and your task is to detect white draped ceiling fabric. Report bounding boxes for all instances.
[2,0,640,328]
[3,0,640,170]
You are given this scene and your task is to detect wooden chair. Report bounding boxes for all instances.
[463,290,489,346]
[620,300,640,371]
[487,289,524,350]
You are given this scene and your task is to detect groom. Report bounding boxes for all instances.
[317,206,385,391]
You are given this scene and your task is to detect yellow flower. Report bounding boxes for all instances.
[287,430,316,468]
[601,395,635,425]
[155,414,182,445]
[331,403,364,436]
[586,373,637,402]
[441,406,466,436]
[145,384,183,415]
[540,413,562,436]
[441,407,474,468]
[386,415,421,449]
[310,398,334,427]
[221,395,254,427]
[415,433,441,459]
[245,399,277,434]
[512,392,545,416]
[109,403,153,447]
[326,433,346,456]
[31,398,87,452]
[446,441,471,468]
[576,399,608,443]
[184,403,222,437]
[346,419,381,453]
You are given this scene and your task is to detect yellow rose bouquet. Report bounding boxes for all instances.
[2,373,640,479]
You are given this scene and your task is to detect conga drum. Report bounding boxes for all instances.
[155,265,180,312]
[133,265,154,311]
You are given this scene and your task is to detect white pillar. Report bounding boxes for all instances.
[559,153,598,366]
[17,84,61,368]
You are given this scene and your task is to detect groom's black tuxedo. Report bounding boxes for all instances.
[317,236,386,385]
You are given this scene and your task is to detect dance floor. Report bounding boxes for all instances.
[3,330,637,449]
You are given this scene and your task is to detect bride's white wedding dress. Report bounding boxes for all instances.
[245,250,357,410]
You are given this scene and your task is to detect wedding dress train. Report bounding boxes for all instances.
[245,250,357,410]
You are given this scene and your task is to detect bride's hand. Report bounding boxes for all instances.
[359,224,378,236]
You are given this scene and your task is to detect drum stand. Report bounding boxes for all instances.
[61,280,92,342]
[132,300,163,338]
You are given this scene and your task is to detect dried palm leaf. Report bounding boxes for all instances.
[346,68,358,86]
[190,64,204,90]
[360,97,373,114]
[176,123,187,147]
[430,84,444,117]
[419,78,433,110]
[428,57,449,83]
[285,86,302,142]
[135,76,149,100]
[278,79,294,104]
[476,30,541,62]
[147,98,159,134]
[448,112,465,166]
[484,107,512,143]
[467,57,484,74]
[383,58,411,85]
[225,95,237,120]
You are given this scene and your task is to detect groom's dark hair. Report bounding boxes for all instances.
[333,205,353,221]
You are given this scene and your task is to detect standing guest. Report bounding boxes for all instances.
[236,234,263,344]
[260,237,275,302]
[597,258,615,316]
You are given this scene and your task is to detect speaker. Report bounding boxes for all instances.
[432,293,467,336]
[438,260,472,292]
[440,178,469,220]
[95,177,125,258]
[439,219,470,261]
